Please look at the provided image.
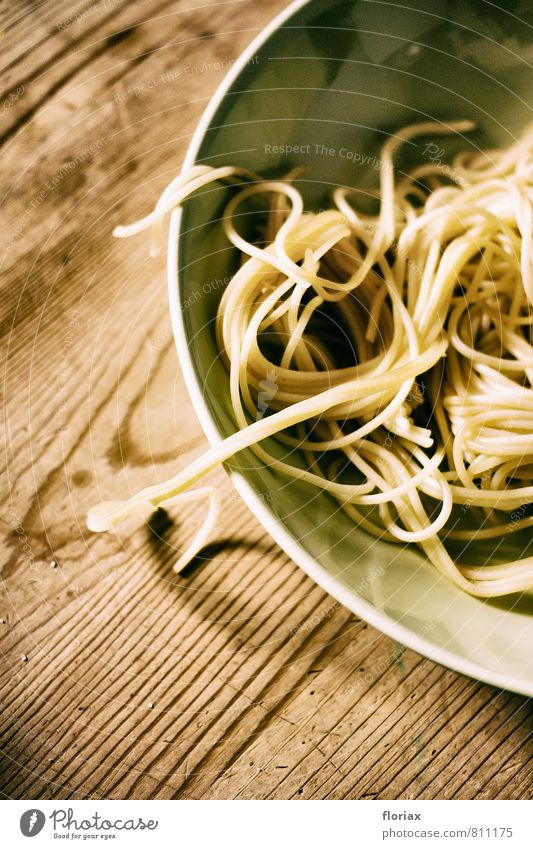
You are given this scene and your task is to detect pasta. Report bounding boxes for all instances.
[88,121,533,597]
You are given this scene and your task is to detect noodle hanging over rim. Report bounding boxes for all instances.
[88,121,533,598]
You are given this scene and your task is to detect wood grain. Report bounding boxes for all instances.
[0,0,531,800]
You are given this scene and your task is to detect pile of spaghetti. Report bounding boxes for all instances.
[88,121,533,598]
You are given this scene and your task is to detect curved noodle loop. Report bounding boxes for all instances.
[88,122,533,596]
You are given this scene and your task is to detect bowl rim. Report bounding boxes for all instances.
[167,0,532,697]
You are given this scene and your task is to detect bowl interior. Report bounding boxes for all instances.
[173,0,533,694]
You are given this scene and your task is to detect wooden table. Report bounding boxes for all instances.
[1,0,531,801]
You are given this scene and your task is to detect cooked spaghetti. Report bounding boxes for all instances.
[88,121,533,597]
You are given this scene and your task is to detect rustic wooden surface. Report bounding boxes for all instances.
[0,0,531,801]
